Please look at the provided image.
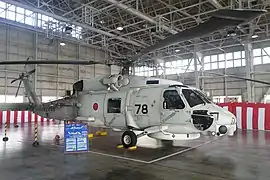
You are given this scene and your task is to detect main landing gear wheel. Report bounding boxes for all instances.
[121,131,137,149]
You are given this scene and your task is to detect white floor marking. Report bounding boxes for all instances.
[87,138,221,164]
[148,139,220,164]
[88,150,150,164]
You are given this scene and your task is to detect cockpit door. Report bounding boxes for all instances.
[160,88,191,125]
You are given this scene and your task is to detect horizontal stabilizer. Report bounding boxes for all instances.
[0,103,32,111]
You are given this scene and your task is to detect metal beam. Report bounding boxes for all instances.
[103,0,178,34]
[208,0,223,9]
[156,0,201,23]
[6,0,144,48]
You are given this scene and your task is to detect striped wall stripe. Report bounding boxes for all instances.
[218,102,270,131]
[0,111,55,124]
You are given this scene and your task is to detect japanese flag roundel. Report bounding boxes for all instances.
[93,102,99,111]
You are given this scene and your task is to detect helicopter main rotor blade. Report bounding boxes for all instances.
[11,77,21,84]
[136,9,266,58]
[15,79,22,97]
[26,69,36,76]
[206,72,270,86]
[0,60,106,65]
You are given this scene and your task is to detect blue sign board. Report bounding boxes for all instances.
[64,123,89,153]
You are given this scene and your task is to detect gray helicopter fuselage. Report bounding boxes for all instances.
[42,75,236,138]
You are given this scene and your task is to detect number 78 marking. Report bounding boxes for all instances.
[135,104,148,114]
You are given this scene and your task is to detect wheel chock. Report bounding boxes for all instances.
[128,146,137,151]
[88,133,94,139]
[117,144,124,149]
[100,131,107,136]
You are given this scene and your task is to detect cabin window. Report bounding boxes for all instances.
[107,98,121,113]
[163,90,185,109]
[146,80,159,84]
[182,89,205,107]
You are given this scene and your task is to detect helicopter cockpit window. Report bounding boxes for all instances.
[194,90,211,103]
[163,90,185,109]
[107,98,121,113]
[182,89,205,108]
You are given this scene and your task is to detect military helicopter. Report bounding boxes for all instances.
[0,9,267,148]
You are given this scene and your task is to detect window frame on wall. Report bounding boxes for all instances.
[133,46,270,76]
[0,1,82,40]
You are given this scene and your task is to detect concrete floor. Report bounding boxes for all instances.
[0,123,270,180]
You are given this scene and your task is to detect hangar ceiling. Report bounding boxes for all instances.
[8,0,270,65]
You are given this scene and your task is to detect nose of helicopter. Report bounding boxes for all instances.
[211,104,237,136]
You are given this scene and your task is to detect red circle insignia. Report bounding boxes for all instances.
[93,103,99,111]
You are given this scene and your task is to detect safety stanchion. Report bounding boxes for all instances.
[54,135,60,145]
[54,122,61,145]
[32,123,39,146]
[2,122,8,142]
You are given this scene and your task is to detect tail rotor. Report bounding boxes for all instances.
[11,69,36,97]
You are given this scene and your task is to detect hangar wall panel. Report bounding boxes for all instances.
[0,24,118,102]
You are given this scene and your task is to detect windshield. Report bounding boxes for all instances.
[182,89,205,107]
[193,89,212,103]
[163,90,185,109]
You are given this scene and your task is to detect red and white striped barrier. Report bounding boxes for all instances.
[217,102,270,131]
[0,110,55,125]
[3,103,270,131]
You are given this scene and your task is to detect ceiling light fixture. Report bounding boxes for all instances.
[227,32,236,37]
[251,34,258,39]
[175,49,180,52]
[60,42,66,46]
[116,26,123,31]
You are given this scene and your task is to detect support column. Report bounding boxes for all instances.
[163,62,166,79]
[155,66,159,77]
[224,52,228,97]
[244,42,255,102]
[194,56,199,89]
[33,13,39,99]
[194,40,201,89]
[194,52,202,89]
[56,39,59,98]
[33,32,38,95]
[131,66,135,75]
[76,44,80,80]
[200,56,205,91]
[5,26,9,103]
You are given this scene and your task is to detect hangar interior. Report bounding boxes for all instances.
[1,1,270,180]
[0,0,270,105]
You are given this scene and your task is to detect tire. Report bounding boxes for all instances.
[121,131,137,148]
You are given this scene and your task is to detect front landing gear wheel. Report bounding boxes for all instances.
[121,131,137,148]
